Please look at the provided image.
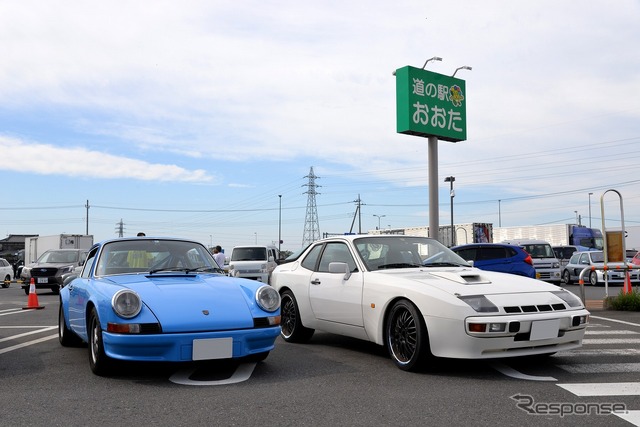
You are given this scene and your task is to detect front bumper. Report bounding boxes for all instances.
[102,326,281,362]
[425,309,589,359]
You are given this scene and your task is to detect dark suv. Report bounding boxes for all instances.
[451,243,536,278]
[20,249,87,294]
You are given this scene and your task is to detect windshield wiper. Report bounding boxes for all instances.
[377,262,423,270]
[422,262,468,267]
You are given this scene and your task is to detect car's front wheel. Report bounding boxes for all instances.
[2,275,10,288]
[562,270,572,285]
[386,300,431,372]
[58,302,82,347]
[280,290,314,343]
[589,271,599,286]
[88,307,114,376]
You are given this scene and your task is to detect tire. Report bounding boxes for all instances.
[88,307,114,376]
[1,275,9,288]
[589,271,599,286]
[562,270,572,285]
[58,302,82,347]
[51,285,60,295]
[386,300,431,372]
[280,290,314,343]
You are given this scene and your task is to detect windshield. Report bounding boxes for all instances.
[521,244,555,259]
[231,247,268,261]
[95,239,220,276]
[353,236,469,271]
[38,250,80,264]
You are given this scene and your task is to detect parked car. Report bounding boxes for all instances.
[20,249,88,294]
[451,243,535,278]
[552,245,580,267]
[271,234,589,372]
[0,258,14,288]
[501,239,561,283]
[228,245,280,283]
[58,237,281,376]
[561,250,639,285]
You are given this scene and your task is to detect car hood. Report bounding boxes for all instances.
[105,274,255,333]
[378,267,560,297]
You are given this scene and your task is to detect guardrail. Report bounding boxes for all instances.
[578,264,638,304]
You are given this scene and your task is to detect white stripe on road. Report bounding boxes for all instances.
[0,334,58,355]
[582,338,640,345]
[558,363,640,373]
[0,326,57,343]
[585,329,639,335]
[0,309,29,316]
[557,348,640,357]
[491,362,556,381]
[558,382,640,396]
[616,411,640,426]
[591,315,640,328]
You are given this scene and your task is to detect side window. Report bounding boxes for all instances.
[301,245,323,271]
[318,242,356,273]
[81,248,99,278]
[455,248,476,261]
[579,253,589,265]
[481,246,504,260]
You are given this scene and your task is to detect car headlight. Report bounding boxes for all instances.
[112,290,142,318]
[552,290,583,308]
[552,262,560,268]
[256,285,280,312]
[59,265,74,274]
[458,295,499,313]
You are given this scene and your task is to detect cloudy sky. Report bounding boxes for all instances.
[1,1,639,251]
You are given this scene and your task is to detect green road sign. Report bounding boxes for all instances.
[395,66,467,142]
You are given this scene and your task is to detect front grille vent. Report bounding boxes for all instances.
[503,303,567,314]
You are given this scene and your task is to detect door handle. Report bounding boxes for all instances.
[311,279,321,285]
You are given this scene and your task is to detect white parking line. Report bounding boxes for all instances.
[582,338,640,345]
[558,349,640,357]
[585,329,639,335]
[0,309,29,316]
[0,334,57,355]
[0,326,57,343]
[558,382,640,396]
[491,362,557,381]
[558,363,640,373]
[169,362,256,386]
[591,315,640,328]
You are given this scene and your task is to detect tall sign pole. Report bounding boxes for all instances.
[395,63,469,242]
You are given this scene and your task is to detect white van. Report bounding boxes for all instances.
[501,239,561,284]
[228,245,280,284]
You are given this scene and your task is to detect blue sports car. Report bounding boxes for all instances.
[59,237,281,376]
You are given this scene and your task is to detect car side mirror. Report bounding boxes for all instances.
[467,260,474,267]
[328,262,351,281]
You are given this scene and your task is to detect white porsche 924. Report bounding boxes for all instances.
[271,235,589,372]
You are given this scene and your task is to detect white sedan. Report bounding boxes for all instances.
[271,235,589,371]
[0,257,14,288]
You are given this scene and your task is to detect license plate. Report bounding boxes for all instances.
[37,277,48,284]
[530,319,560,341]
[192,338,233,361]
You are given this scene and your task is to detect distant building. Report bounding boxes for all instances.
[0,234,37,263]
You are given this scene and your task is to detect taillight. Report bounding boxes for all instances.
[524,254,533,265]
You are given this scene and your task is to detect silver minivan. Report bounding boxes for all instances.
[228,245,280,284]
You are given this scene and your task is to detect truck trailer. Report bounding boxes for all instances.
[494,224,603,251]
[25,234,94,265]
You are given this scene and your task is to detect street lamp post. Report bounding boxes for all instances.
[278,195,282,252]
[588,192,593,228]
[444,176,455,246]
[373,214,386,231]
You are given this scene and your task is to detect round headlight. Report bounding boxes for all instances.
[112,290,142,318]
[256,285,280,312]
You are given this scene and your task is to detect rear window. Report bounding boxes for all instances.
[231,247,267,261]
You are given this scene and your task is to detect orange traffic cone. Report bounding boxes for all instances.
[22,278,45,310]
[623,271,633,295]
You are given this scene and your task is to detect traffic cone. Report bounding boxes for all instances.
[22,278,45,310]
[623,271,633,295]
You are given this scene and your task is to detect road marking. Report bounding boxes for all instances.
[0,334,57,355]
[585,329,639,335]
[591,315,640,328]
[0,309,29,317]
[616,411,640,425]
[169,362,256,386]
[0,326,56,343]
[558,363,640,373]
[558,348,640,357]
[582,338,640,345]
[491,362,556,381]
[558,382,640,396]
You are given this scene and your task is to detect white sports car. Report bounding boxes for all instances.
[271,235,589,371]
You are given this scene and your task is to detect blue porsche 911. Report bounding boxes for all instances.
[58,237,281,376]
